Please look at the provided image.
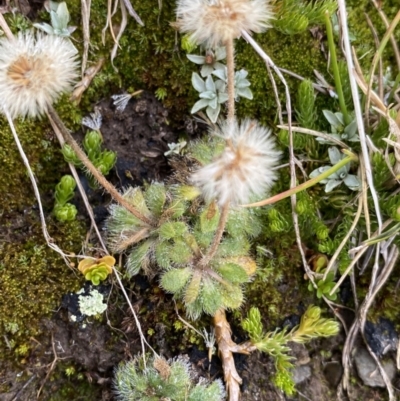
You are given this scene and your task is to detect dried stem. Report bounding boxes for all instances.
[0,12,15,41]
[47,106,154,226]
[213,309,255,401]
[337,0,383,231]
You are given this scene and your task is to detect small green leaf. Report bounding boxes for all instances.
[217,263,249,284]
[184,270,202,304]
[161,268,192,293]
[159,222,187,240]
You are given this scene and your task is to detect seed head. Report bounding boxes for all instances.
[0,32,79,119]
[176,0,273,48]
[191,119,281,205]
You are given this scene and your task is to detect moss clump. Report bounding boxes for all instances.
[0,219,85,346]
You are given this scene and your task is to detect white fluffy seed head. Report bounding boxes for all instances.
[0,32,79,119]
[176,0,273,48]
[191,119,281,205]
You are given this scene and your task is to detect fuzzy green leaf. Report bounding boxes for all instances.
[170,239,193,264]
[155,241,172,269]
[144,183,166,217]
[123,187,152,218]
[220,284,243,310]
[217,263,249,284]
[159,222,188,240]
[161,268,192,294]
[184,270,202,305]
[200,278,222,315]
[126,240,152,276]
[200,203,220,233]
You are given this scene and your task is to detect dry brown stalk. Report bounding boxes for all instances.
[213,309,256,401]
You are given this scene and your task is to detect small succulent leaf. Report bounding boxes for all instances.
[215,46,227,60]
[236,79,251,88]
[33,22,55,34]
[56,2,70,27]
[192,73,205,92]
[213,61,226,70]
[205,75,216,92]
[323,110,342,128]
[235,69,248,80]
[343,119,359,141]
[309,166,331,179]
[344,174,361,190]
[212,68,227,81]
[186,54,205,64]
[191,98,210,114]
[54,203,77,222]
[328,147,342,165]
[200,64,214,77]
[206,104,221,123]
[199,91,216,100]
[325,179,342,192]
[217,92,229,103]
[184,270,202,304]
[215,79,226,92]
[208,96,218,109]
[242,307,264,342]
[237,87,253,100]
[50,10,62,30]
[161,268,192,293]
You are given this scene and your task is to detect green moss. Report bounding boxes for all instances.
[0,220,85,346]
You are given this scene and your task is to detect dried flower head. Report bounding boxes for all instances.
[176,0,273,48]
[0,32,79,119]
[191,119,281,205]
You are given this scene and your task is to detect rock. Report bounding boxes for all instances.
[323,361,343,387]
[354,347,396,388]
[364,318,398,357]
[292,365,312,384]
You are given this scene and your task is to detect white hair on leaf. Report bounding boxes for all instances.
[176,0,274,48]
[191,119,281,206]
[0,32,79,119]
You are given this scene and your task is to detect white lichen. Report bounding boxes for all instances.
[78,289,107,316]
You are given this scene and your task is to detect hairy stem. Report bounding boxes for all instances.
[47,106,154,226]
[225,39,236,124]
[200,202,230,267]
